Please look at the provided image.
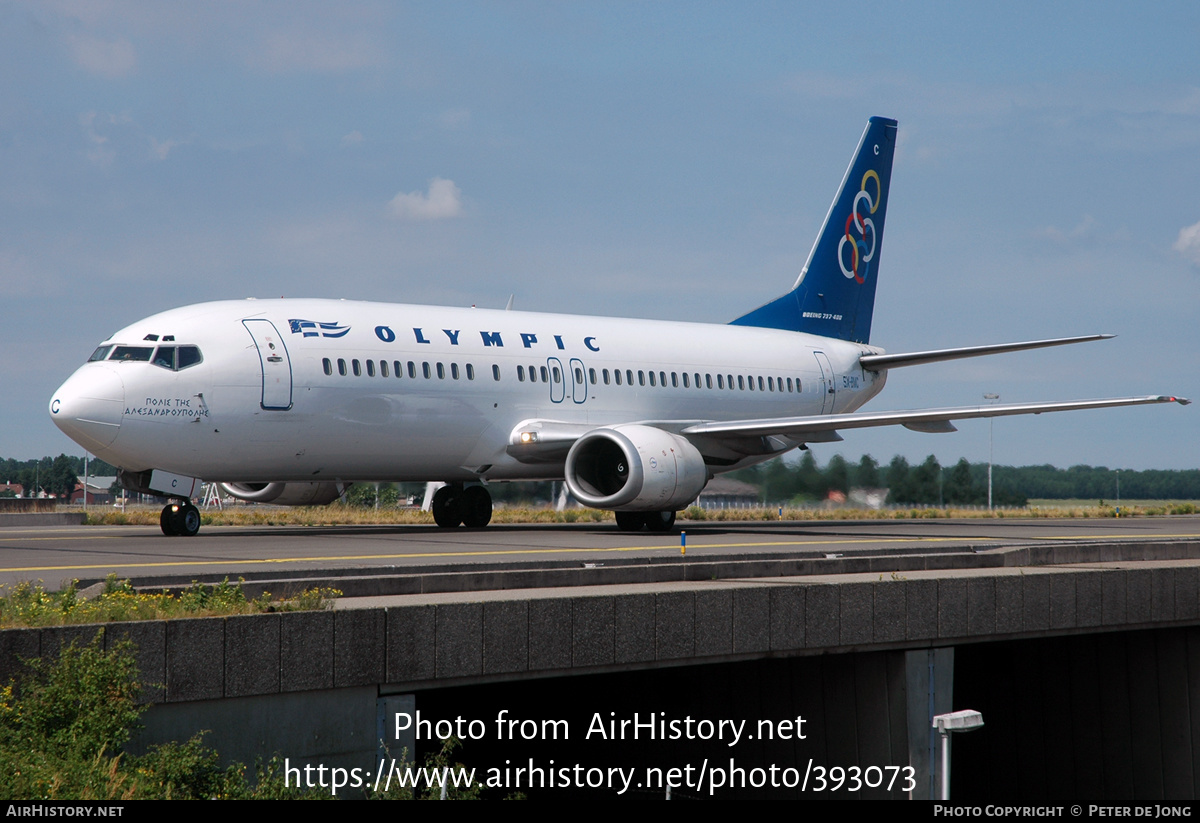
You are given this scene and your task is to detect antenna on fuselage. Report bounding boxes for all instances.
[505,294,515,311]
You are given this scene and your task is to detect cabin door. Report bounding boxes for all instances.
[813,351,836,414]
[242,319,294,411]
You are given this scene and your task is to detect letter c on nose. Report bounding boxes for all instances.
[51,399,60,414]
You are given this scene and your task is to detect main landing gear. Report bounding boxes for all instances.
[160,501,201,536]
[615,510,676,532]
[431,484,493,528]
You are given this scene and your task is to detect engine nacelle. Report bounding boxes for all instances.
[219,481,348,506]
[564,425,709,511]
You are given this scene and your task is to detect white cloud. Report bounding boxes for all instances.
[79,110,131,167]
[341,130,364,147]
[66,33,136,78]
[388,178,463,221]
[1173,220,1200,265]
[254,31,384,74]
[149,137,184,160]
[1036,215,1096,244]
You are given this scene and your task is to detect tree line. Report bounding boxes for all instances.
[0,455,118,498]
[730,453,1200,507]
[2,452,1196,507]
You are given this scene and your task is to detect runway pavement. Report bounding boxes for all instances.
[1,515,1198,591]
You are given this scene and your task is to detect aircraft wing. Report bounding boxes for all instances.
[679,395,1190,439]
[506,395,1189,466]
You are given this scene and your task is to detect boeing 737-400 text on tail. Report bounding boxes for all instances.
[49,117,1188,536]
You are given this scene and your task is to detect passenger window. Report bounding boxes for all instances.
[541,366,549,382]
[615,370,622,386]
[626,369,633,385]
[352,359,362,377]
[659,371,666,387]
[553,367,561,384]
[88,345,113,362]
[492,364,500,381]
[787,377,793,392]
[738,376,744,390]
[422,362,431,379]
[649,371,656,387]
[380,360,389,378]
[672,372,679,388]
[588,368,596,385]
[757,376,764,391]
[366,360,375,377]
[517,365,526,382]
[603,369,610,385]
[638,371,645,386]
[338,359,347,376]
[706,374,712,389]
[408,361,416,378]
[717,375,724,389]
[576,367,584,384]
[466,364,475,380]
[451,363,459,380]
[436,363,445,379]
[394,361,403,378]
[323,358,332,376]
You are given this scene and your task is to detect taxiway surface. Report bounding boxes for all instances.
[2,515,1198,590]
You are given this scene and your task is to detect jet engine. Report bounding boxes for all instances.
[564,424,709,511]
[219,481,349,506]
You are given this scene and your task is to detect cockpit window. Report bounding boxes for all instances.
[152,347,176,369]
[150,345,204,371]
[110,346,154,362]
[177,346,202,370]
[101,344,202,370]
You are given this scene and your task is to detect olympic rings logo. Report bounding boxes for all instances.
[838,168,881,284]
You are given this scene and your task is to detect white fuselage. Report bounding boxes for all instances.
[50,298,886,485]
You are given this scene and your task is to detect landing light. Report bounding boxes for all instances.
[519,431,539,444]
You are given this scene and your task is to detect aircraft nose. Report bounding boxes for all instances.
[49,365,125,450]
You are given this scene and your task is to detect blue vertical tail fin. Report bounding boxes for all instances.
[730,116,897,344]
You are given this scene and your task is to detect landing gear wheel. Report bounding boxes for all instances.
[615,511,646,531]
[644,510,677,532]
[159,502,201,537]
[160,504,179,536]
[178,503,201,537]
[461,486,493,528]
[431,485,463,528]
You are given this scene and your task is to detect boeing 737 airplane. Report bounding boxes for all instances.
[49,117,1187,536]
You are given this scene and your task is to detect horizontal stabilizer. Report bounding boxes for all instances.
[859,334,1115,370]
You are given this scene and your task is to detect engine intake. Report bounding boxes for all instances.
[565,425,709,511]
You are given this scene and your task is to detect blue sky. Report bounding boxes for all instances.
[3,1,1197,472]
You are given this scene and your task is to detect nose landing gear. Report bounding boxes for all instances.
[160,501,202,536]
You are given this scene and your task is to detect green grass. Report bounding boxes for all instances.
[0,575,340,629]
[78,499,1200,530]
